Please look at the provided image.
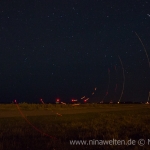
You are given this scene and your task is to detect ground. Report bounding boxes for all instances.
[0,103,150,150]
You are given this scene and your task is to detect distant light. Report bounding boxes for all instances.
[40,99,44,104]
[72,99,77,102]
[118,102,119,104]
[56,99,60,102]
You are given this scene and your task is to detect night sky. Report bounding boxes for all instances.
[0,1,150,103]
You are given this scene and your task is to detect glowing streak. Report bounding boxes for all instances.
[114,65,118,102]
[72,99,77,102]
[118,55,125,103]
[61,102,66,105]
[81,96,85,99]
[135,32,150,103]
[40,99,44,104]
[56,113,62,116]
[80,87,97,103]
[80,86,97,103]
[14,100,56,139]
[41,99,62,116]
[84,98,89,101]
[135,32,150,68]
[72,104,80,106]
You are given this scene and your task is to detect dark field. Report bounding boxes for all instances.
[0,103,150,150]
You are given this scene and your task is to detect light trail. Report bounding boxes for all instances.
[80,87,97,103]
[14,100,57,139]
[118,55,125,103]
[135,32,150,103]
[114,65,118,102]
[135,32,150,68]
[40,99,62,116]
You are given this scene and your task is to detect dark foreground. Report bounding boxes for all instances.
[0,103,150,150]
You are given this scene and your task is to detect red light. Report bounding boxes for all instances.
[56,99,60,102]
[72,99,77,102]
[40,99,44,104]
[84,100,87,102]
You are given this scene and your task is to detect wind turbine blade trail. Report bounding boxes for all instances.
[14,100,56,139]
[118,55,125,103]
[135,32,150,68]
[135,32,150,103]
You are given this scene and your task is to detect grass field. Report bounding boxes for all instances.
[0,103,150,150]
